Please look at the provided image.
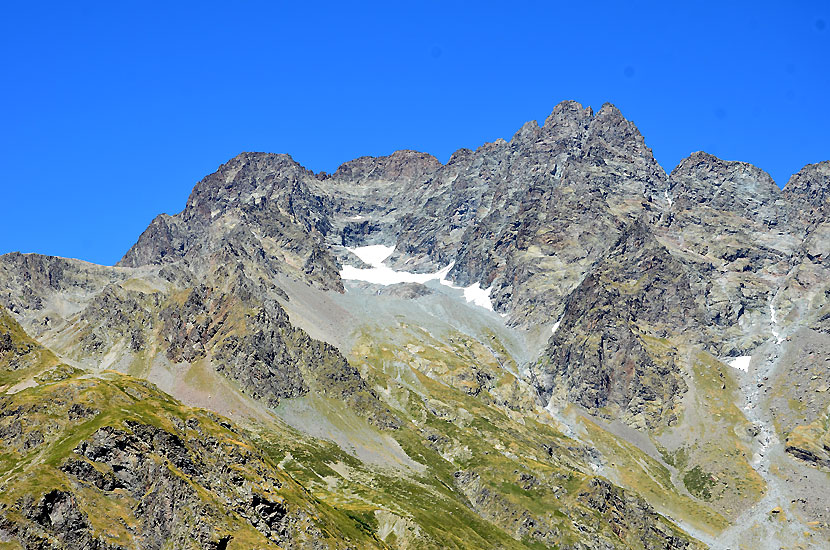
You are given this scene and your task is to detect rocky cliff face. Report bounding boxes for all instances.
[531,222,698,428]
[119,152,343,292]
[343,102,670,328]
[117,102,672,329]
[784,161,830,217]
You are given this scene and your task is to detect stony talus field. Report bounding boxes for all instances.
[1,101,828,549]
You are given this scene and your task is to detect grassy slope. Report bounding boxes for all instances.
[0,369,393,549]
[309,323,708,549]
[0,306,61,388]
[0,307,388,550]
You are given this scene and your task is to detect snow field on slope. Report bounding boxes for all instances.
[341,245,494,311]
[728,355,752,372]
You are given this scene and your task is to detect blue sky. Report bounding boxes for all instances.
[1,1,828,265]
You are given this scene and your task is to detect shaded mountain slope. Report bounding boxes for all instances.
[530,221,700,429]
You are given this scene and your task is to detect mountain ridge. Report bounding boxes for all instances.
[1,100,829,549]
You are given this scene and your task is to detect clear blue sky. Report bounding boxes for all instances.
[1,1,828,265]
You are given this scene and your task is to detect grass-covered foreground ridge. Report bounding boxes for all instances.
[0,369,397,550]
[0,305,386,550]
[0,302,707,549]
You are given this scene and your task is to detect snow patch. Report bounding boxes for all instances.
[349,244,394,266]
[663,189,673,207]
[341,245,495,311]
[551,320,561,334]
[728,356,752,372]
[462,283,494,311]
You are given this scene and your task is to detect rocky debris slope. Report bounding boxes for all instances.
[0,247,398,431]
[0,271,707,550]
[785,406,830,469]
[339,306,710,549]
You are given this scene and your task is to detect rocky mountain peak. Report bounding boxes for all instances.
[447,147,475,165]
[183,151,311,217]
[528,101,661,184]
[784,160,830,213]
[7,100,830,549]
[331,149,442,185]
[670,151,778,191]
[668,151,782,220]
[542,100,593,127]
[539,100,593,144]
[586,102,651,157]
[118,149,339,290]
[510,120,542,144]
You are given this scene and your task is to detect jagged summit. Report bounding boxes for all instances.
[542,99,593,127]
[784,160,830,209]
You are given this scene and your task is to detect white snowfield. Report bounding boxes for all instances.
[728,355,752,372]
[341,245,494,311]
[349,244,395,266]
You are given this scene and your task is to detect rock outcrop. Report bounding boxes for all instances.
[531,222,696,428]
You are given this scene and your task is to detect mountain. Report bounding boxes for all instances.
[1,101,828,549]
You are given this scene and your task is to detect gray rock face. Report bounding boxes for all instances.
[117,102,675,329]
[119,152,342,292]
[4,100,828,431]
[0,253,126,334]
[668,151,785,222]
[649,150,805,358]
[784,160,830,215]
[380,102,669,327]
[577,479,695,550]
[531,223,695,428]
[15,489,116,550]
